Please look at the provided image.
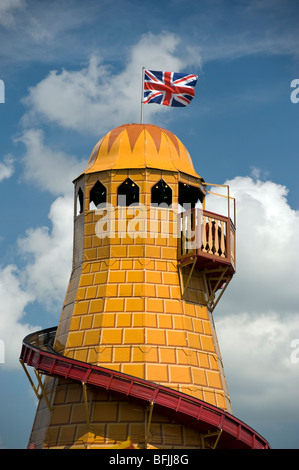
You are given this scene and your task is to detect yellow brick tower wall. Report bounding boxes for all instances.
[28,377,213,449]
[28,124,234,449]
[53,168,231,411]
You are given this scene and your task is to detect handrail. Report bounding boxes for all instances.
[178,209,236,272]
[20,327,269,449]
[202,182,236,227]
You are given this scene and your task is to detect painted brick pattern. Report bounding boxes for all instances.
[53,169,230,411]
[30,164,232,448]
[29,378,205,449]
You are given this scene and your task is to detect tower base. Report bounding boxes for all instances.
[20,328,270,450]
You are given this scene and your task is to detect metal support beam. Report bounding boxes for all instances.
[209,279,230,312]
[178,257,197,297]
[19,359,53,412]
[82,382,92,430]
[202,267,231,312]
[200,429,223,449]
[144,401,154,449]
[34,369,53,413]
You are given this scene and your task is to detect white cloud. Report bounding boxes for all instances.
[0,264,38,369]
[205,174,299,445]
[206,175,299,316]
[0,123,83,368]
[217,312,299,430]
[0,155,14,182]
[21,32,202,135]
[16,128,84,196]
[18,195,73,311]
[0,195,73,369]
[0,131,76,368]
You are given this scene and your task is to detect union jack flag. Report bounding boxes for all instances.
[143,69,198,107]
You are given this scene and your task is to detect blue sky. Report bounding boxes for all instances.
[0,0,298,449]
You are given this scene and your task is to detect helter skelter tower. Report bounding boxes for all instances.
[20,123,270,449]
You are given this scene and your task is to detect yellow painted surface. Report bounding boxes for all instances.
[28,124,234,449]
[55,193,230,409]
[83,124,200,178]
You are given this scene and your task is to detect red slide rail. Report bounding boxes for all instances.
[20,327,270,449]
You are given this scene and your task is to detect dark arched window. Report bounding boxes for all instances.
[179,182,204,210]
[151,179,172,206]
[76,187,84,215]
[117,178,139,206]
[90,180,107,209]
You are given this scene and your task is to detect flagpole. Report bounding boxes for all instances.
[141,67,145,124]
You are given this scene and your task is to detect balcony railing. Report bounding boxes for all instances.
[178,209,236,272]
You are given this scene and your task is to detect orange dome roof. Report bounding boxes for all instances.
[83,123,200,178]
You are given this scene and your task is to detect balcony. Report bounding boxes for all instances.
[178,208,236,311]
[179,208,236,271]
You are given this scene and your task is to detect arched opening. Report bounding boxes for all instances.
[117,178,139,206]
[76,187,84,215]
[90,180,107,210]
[178,182,203,210]
[151,179,172,206]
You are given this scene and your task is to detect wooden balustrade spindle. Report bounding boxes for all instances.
[202,215,207,252]
[214,220,219,256]
[220,220,226,258]
[207,218,213,254]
